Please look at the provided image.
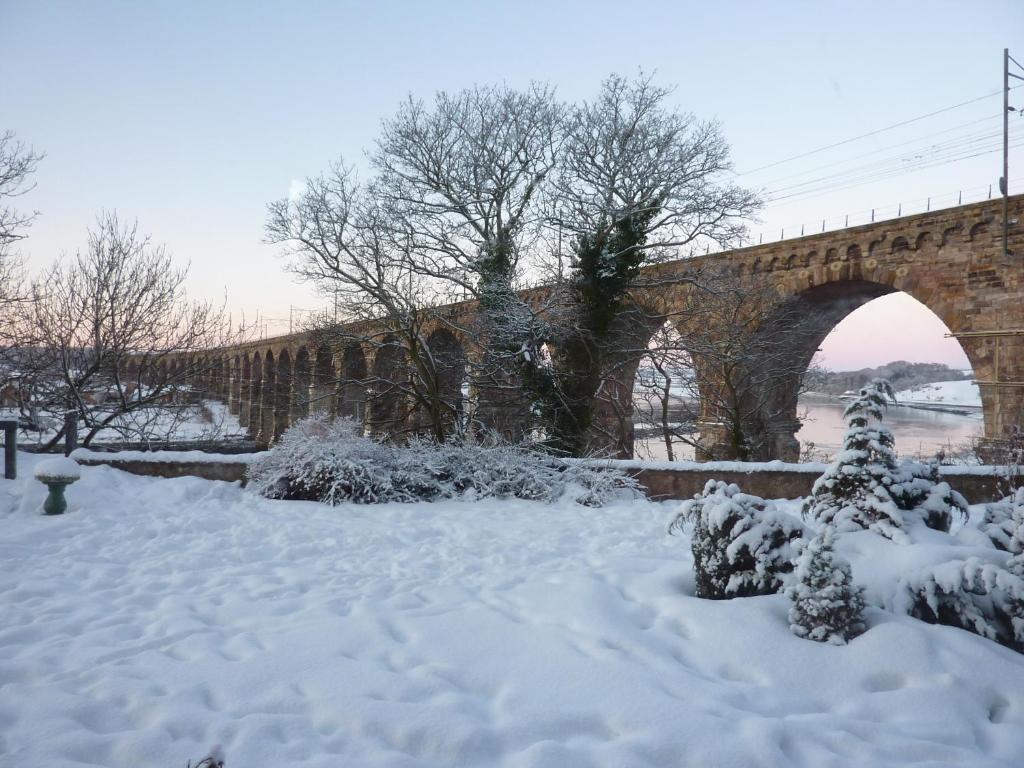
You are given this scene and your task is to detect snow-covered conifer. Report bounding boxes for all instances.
[981,487,1024,552]
[890,460,968,533]
[898,558,1024,653]
[670,480,803,599]
[803,380,967,538]
[787,527,865,645]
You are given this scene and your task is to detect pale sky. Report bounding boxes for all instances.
[3,0,1022,371]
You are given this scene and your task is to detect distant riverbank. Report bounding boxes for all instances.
[634,390,983,463]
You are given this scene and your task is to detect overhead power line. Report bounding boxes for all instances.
[764,125,1021,200]
[753,114,1002,188]
[765,138,1024,205]
[737,84,1024,176]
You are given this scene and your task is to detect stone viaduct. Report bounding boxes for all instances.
[164,194,1024,461]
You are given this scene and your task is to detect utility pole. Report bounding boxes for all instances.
[1003,47,1024,257]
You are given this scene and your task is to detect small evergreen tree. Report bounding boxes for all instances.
[787,527,866,645]
[890,460,967,533]
[981,487,1024,552]
[803,379,966,538]
[670,480,803,599]
[899,558,1024,653]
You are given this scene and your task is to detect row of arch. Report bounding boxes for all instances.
[156,328,472,446]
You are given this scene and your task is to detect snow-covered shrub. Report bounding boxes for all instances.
[669,480,804,599]
[897,557,1024,653]
[803,380,967,539]
[186,745,225,768]
[981,487,1024,552]
[414,440,638,505]
[787,527,865,645]
[889,460,967,533]
[247,415,443,504]
[248,415,638,506]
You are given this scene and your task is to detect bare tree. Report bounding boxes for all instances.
[632,323,699,462]
[0,130,43,250]
[266,164,470,442]
[15,213,242,449]
[671,272,824,461]
[0,130,43,342]
[372,84,564,433]
[547,73,760,455]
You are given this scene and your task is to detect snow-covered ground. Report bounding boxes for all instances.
[9,399,248,449]
[893,380,982,409]
[2,455,1024,767]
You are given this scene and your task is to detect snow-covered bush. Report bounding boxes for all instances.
[803,380,967,539]
[787,527,865,645]
[897,557,1024,653]
[669,480,804,599]
[247,415,441,504]
[247,415,638,506]
[415,439,637,505]
[186,745,225,768]
[981,487,1024,552]
[889,460,968,533]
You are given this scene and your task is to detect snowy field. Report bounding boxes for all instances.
[894,380,982,409]
[7,399,248,450]
[3,454,1024,767]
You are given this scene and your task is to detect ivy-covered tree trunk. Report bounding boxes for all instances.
[473,233,554,441]
[547,214,653,456]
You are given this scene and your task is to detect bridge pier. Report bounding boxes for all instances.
[228,357,241,416]
[961,331,1024,464]
[763,418,802,462]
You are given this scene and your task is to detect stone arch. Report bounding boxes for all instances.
[941,224,963,247]
[274,349,292,441]
[630,318,703,461]
[368,338,407,438]
[969,220,992,241]
[891,236,910,254]
[915,231,935,252]
[744,278,985,461]
[311,347,336,415]
[423,327,468,440]
[846,244,861,260]
[292,346,311,423]
[338,344,368,425]
[578,308,677,458]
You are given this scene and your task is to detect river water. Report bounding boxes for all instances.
[634,394,984,462]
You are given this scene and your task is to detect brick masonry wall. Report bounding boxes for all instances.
[74,454,1019,505]
[635,466,1021,505]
